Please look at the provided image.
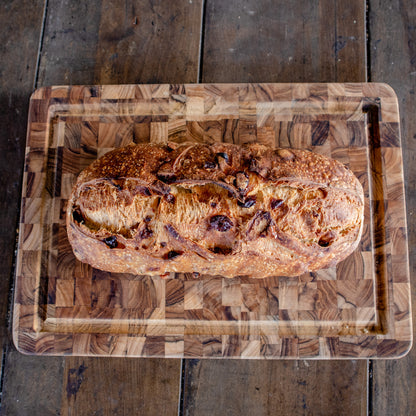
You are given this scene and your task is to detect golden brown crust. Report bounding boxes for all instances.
[66,142,364,278]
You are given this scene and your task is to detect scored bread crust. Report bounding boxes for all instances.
[66,142,364,278]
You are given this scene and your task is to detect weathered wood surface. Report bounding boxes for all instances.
[201,0,366,83]
[0,2,57,413]
[60,357,181,416]
[37,0,203,86]
[369,1,416,415]
[1,350,64,416]
[1,0,202,414]
[1,0,415,415]
[0,0,45,348]
[182,359,368,416]
[182,0,371,415]
[36,0,204,413]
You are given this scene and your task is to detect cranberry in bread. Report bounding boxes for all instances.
[66,142,364,278]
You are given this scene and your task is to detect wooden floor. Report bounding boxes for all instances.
[0,0,414,414]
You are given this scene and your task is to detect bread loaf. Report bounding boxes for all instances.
[66,142,364,278]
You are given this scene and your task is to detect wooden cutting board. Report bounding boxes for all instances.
[13,83,412,358]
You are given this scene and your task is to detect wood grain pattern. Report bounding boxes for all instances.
[369,0,416,414]
[61,357,180,416]
[0,0,49,410]
[3,2,204,414]
[0,350,64,416]
[201,0,366,83]
[192,2,370,412]
[13,83,411,359]
[37,0,203,86]
[0,0,46,350]
[3,1,415,415]
[182,359,367,416]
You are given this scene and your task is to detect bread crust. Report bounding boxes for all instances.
[66,142,364,278]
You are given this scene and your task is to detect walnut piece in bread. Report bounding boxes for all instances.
[66,142,364,278]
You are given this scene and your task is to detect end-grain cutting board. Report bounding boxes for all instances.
[13,83,412,358]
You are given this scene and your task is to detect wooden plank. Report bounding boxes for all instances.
[60,357,181,416]
[94,0,203,84]
[183,0,369,414]
[1,350,64,416]
[40,0,204,412]
[36,0,102,86]
[0,0,45,348]
[38,0,203,86]
[2,0,204,414]
[183,360,367,416]
[0,1,48,412]
[369,1,416,415]
[201,0,366,83]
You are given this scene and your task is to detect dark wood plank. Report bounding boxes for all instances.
[38,0,203,86]
[0,0,46,348]
[1,351,64,416]
[183,0,369,415]
[0,2,48,412]
[36,0,102,86]
[61,357,181,416]
[94,0,203,84]
[369,1,416,414]
[41,0,204,412]
[183,360,367,416]
[2,0,204,414]
[201,0,366,83]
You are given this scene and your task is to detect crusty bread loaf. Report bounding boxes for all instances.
[66,142,364,278]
